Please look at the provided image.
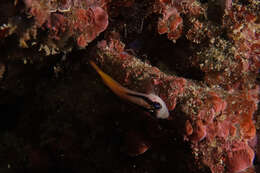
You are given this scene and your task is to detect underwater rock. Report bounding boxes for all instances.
[91,36,259,173]
[2,0,109,52]
[154,0,204,42]
[227,142,255,173]
[125,130,150,156]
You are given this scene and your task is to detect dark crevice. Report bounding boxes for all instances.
[127,33,204,81]
[121,12,204,81]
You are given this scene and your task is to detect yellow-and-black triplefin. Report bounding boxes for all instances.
[89,60,169,119]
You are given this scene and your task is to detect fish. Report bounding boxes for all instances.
[89,60,169,119]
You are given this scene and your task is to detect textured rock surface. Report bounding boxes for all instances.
[0,0,259,173]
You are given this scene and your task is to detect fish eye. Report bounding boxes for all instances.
[152,102,162,110]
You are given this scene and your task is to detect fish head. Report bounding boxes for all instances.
[147,94,169,119]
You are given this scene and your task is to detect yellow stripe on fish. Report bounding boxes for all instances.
[89,60,169,119]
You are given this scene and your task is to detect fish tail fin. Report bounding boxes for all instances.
[89,60,127,97]
[89,60,104,77]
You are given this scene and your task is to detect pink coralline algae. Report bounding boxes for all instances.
[91,36,259,173]
[190,1,259,92]
[227,142,255,173]
[157,6,183,42]
[155,0,204,42]
[155,0,259,93]
[17,0,109,50]
[224,3,260,73]
[184,83,258,172]
[190,119,207,142]
[73,7,108,47]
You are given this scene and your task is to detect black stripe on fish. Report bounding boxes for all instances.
[126,93,162,111]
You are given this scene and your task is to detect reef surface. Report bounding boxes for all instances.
[0,0,259,173]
